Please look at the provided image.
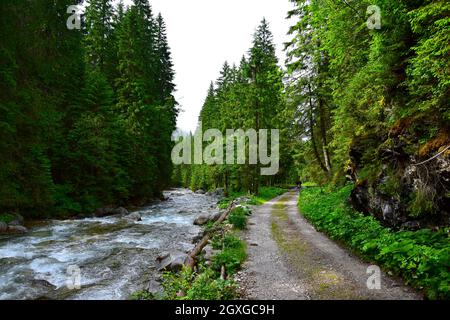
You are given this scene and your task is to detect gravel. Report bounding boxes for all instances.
[238,191,422,300]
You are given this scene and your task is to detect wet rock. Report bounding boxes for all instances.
[192,231,205,243]
[156,252,190,272]
[209,188,225,197]
[124,212,142,222]
[8,219,23,227]
[401,221,421,231]
[0,221,7,232]
[194,214,210,226]
[209,211,222,222]
[202,245,219,261]
[350,184,405,228]
[195,189,206,194]
[8,225,28,234]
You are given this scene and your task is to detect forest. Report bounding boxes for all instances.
[1,0,177,218]
[0,0,448,302]
[0,0,448,226]
[175,0,449,230]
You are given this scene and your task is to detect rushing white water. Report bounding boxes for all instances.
[0,189,219,300]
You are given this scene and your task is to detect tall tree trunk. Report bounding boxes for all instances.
[308,85,329,174]
[318,97,332,172]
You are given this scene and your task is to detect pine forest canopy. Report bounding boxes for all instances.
[0,0,449,230]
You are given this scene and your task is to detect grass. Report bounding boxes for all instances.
[247,187,287,205]
[0,213,16,224]
[219,186,287,208]
[298,184,450,300]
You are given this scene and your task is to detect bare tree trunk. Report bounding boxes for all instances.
[184,202,236,269]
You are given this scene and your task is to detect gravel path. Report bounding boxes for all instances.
[236,191,421,300]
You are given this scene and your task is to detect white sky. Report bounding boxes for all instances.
[123,0,295,132]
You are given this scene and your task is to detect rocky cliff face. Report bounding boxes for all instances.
[347,128,450,230]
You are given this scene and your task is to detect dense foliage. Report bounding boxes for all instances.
[299,186,450,299]
[285,0,449,222]
[0,0,177,218]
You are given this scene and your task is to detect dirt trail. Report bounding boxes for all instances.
[236,191,421,300]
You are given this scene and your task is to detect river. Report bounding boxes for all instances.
[0,189,219,300]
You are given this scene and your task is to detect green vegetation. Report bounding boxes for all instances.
[0,0,177,218]
[212,234,247,274]
[160,266,238,300]
[299,186,450,299]
[285,0,450,222]
[0,213,16,224]
[145,233,246,300]
[246,187,287,205]
[228,207,249,230]
[173,19,294,195]
[218,186,287,209]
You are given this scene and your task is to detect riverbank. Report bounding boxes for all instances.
[133,186,288,300]
[0,189,220,300]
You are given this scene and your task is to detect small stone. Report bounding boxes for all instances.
[8,220,22,226]
[194,215,210,226]
[124,212,142,222]
[157,252,189,272]
[7,225,28,234]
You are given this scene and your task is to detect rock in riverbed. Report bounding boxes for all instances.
[194,214,210,226]
[7,225,28,234]
[194,211,222,226]
[156,252,193,272]
[124,212,142,222]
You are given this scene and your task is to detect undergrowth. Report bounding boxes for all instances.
[299,184,450,300]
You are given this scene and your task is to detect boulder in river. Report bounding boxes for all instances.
[195,189,206,194]
[8,225,28,234]
[211,188,225,197]
[124,212,142,222]
[194,214,210,226]
[209,211,222,222]
[8,220,22,226]
[192,230,205,243]
[156,252,191,272]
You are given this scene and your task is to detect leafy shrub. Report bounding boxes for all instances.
[212,234,247,274]
[228,207,248,230]
[299,184,450,299]
[0,213,16,224]
[161,265,237,300]
[408,185,436,218]
[130,290,156,300]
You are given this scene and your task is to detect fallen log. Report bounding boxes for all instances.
[177,202,237,297]
[185,201,236,269]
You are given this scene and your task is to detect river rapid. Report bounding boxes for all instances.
[0,189,220,300]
